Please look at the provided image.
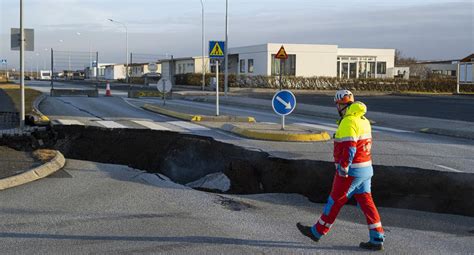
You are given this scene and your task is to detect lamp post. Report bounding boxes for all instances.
[35,53,40,78]
[43,48,48,70]
[108,19,129,83]
[224,0,229,97]
[200,0,205,91]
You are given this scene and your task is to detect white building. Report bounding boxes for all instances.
[413,60,458,78]
[228,43,396,78]
[85,63,110,80]
[130,62,162,78]
[458,54,474,87]
[160,56,210,81]
[104,64,126,80]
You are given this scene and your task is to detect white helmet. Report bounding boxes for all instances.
[334,90,354,104]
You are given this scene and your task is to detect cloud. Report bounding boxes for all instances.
[1,0,472,68]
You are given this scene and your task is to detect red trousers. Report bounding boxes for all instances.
[312,172,385,244]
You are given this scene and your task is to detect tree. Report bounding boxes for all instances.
[395,49,418,66]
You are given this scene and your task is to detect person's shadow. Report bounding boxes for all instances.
[0,232,361,252]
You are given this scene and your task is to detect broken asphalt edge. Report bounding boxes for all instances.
[0,150,66,191]
[142,103,256,123]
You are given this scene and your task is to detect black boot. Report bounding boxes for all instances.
[359,241,383,251]
[296,222,319,242]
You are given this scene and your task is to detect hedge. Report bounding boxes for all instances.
[174,73,472,93]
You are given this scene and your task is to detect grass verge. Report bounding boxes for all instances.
[0,84,42,114]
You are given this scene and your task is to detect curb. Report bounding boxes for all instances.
[142,104,256,123]
[186,97,339,120]
[420,128,474,140]
[0,150,66,190]
[228,125,331,142]
[31,94,50,125]
[143,104,202,121]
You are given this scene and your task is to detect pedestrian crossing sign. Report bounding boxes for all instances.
[209,41,225,59]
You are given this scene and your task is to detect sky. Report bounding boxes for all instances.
[0,0,473,69]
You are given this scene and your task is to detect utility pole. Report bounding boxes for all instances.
[19,0,25,129]
[224,0,229,97]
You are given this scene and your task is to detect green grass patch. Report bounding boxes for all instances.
[0,84,42,114]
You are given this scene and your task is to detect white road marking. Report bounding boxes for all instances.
[132,120,170,131]
[168,121,210,131]
[122,98,146,111]
[96,121,127,129]
[294,122,338,132]
[372,126,414,133]
[434,164,462,173]
[56,119,84,125]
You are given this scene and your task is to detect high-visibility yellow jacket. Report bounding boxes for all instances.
[333,102,372,177]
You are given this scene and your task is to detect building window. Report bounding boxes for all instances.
[271,54,296,76]
[248,59,254,73]
[377,62,386,74]
[240,59,246,73]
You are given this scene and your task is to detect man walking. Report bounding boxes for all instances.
[297,90,385,251]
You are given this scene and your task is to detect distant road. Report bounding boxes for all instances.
[246,93,474,122]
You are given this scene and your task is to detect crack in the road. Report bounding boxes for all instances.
[56,99,104,120]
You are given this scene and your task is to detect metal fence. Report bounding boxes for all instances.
[50,49,99,89]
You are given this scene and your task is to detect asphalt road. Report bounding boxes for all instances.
[1,159,472,254]
[3,80,471,253]
[245,92,474,122]
[25,80,474,173]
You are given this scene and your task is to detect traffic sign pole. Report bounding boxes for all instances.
[281,115,285,130]
[209,41,225,116]
[20,0,25,129]
[279,59,284,91]
[216,60,220,116]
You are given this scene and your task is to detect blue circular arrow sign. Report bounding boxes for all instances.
[272,90,296,116]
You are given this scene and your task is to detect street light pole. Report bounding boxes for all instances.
[224,0,229,97]
[108,19,129,84]
[19,0,25,129]
[200,0,205,91]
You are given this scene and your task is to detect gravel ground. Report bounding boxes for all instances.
[0,146,40,179]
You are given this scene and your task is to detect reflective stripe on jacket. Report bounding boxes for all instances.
[334,102,372,173]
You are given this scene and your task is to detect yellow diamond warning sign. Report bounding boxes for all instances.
[275,45,288,60]
[209,41,225,59]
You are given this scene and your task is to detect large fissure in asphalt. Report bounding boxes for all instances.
[1,125,473,217]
